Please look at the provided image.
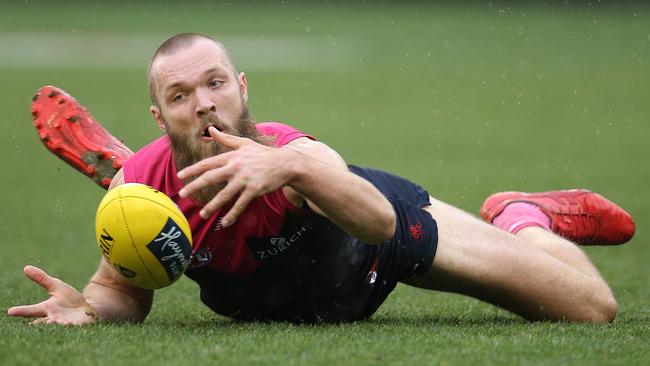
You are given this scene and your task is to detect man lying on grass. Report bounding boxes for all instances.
[9,33,635,325]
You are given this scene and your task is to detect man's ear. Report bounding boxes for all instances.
[150,105,166,132]
[238,72,248,103]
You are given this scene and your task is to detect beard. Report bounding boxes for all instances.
[164,103,271,204]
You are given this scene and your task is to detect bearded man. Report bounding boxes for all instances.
[9,33,635,325]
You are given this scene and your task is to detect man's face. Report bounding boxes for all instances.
[149,39,258,202]
[150,39,253,164]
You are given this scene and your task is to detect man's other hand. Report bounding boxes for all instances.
[8,265,98,325]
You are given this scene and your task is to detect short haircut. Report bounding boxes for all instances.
[147,33,234,106]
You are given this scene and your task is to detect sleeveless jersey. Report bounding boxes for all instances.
[123,122,316,276]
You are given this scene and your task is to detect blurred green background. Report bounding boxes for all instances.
[1,1,648,365]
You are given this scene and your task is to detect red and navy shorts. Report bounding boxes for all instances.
[334,165,439,321]
[189,166,438,323]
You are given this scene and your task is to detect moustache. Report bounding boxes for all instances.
[199,114,227,137]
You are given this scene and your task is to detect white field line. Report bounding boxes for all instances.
[0,32,362,71]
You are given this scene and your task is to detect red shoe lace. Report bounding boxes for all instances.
[553,201,599,243]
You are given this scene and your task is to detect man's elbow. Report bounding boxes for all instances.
[383,209,397,242]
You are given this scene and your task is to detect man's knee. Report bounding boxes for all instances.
[579,290,617,323]
[592,293,618,323]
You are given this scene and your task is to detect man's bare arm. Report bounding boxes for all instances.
[177,127,396,244]
[83,168,153,322]
[8,169,153,325]
[281,137,396,244]
[83,257,153,322]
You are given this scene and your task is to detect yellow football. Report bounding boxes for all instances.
[95,183,193,289]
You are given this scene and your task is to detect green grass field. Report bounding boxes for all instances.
[1,1,649,365]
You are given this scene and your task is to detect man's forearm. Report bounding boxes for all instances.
[286,149,396,244]
[82,280,152,323]
[82,259,153,323]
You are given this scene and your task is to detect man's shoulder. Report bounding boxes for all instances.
[255,121,316,146]
[123,135,174,188]
[134,135,171,156]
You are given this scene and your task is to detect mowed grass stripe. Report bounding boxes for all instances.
[0,32,362,71]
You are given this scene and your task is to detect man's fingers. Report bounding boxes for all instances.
[208,126,247,149]
[30,317,57,325]
[30,317,48,325]
[220,190,257,227]
[23,265,58,292]
[177,154,227,180]
[179,166,232,199]
[199,180,245,219]
[7,303,46,318]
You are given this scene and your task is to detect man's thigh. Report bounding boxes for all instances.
[401,196,614,322]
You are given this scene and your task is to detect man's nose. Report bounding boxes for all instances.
[195,89,216,117]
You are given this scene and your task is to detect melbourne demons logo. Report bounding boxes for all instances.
[409,223,423,240]
[190,247,213,268]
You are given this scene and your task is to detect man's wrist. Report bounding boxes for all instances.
[82,303,99,321]
[281,145,307,186]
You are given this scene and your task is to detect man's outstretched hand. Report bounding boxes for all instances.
[177,126,297,226]
[7,265,97,325]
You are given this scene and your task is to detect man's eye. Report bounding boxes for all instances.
[209,80,223,88]
[172,94,183,102]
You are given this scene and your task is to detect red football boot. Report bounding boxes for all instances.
[480,189,635,245]
[31,86,134,189]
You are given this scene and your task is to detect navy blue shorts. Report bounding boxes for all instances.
[190,166,438,323]
[340,165,439,320]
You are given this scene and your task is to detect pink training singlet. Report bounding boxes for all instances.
[123,122,315,276]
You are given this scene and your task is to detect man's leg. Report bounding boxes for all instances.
[402,196,618,323]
